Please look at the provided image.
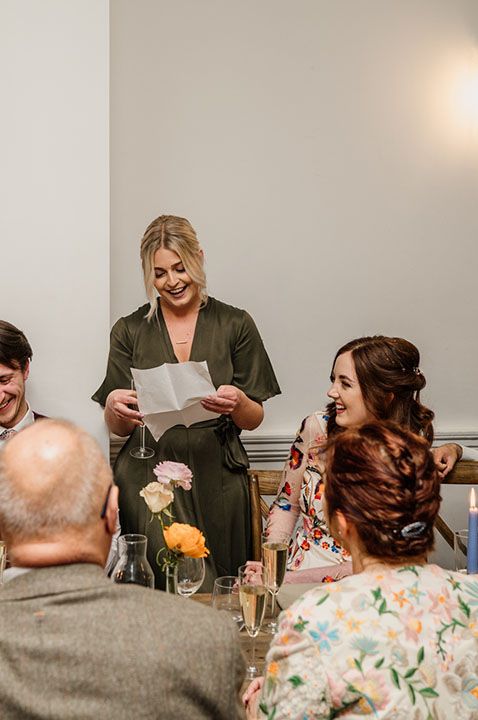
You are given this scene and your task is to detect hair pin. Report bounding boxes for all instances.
[400,521,426,538]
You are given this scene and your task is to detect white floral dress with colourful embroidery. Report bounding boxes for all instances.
[258,563,478,719]
[267,411,349,576]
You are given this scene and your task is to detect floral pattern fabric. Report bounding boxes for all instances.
[259,563,478,719]
[267,411,349,573]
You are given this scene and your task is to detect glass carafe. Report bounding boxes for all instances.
[112,534,155,588]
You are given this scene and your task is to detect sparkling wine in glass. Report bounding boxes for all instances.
[176,556,206,597]
[238,563,267,679]
[262,531,289,634]
[129,378,154,460]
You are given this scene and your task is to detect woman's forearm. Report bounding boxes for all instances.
[104,405,136,437]
[230,395,264,431]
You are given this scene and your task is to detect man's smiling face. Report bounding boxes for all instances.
[0,361,29,429]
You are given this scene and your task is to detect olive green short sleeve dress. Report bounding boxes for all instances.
[93,297,281,590]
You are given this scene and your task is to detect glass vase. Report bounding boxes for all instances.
[112,534,155,588]
[165,564,178,594]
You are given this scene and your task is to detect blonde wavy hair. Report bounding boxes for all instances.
[140,215,208,321]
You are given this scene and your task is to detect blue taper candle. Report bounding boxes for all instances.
[467,488,478,574]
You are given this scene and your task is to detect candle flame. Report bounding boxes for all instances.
[470,488,476,509]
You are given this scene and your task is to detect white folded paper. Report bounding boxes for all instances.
[131,361,219,441]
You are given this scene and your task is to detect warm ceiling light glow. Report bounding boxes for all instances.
[430,47,478,155]
[455,55,478,124]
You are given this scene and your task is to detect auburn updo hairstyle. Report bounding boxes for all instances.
[326,336,434,444]
[324,422,441,560]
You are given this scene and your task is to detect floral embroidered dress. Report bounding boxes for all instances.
[259,564,478,719]
[268,411,349,574]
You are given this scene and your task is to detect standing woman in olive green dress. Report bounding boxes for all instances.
[93,215,280,590]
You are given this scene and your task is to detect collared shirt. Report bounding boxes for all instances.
[0,402,35,442]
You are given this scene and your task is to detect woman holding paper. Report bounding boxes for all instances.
[93,214,280,590]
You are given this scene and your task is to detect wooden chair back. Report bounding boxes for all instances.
[248,469,283,561]
[248,461,478,560]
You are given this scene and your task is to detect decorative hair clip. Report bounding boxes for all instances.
[401,366,420,375]
[400,521,426,538]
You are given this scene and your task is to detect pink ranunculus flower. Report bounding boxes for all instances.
[153,461,193,491]
[139,481,174,514]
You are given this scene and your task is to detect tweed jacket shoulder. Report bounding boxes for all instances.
[0,564,245,719]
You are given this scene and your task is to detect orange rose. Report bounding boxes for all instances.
[163,523,210,558]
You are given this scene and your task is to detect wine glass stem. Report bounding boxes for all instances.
[140,424,146,451]
[251,634,256,671]
[271,590,276,619]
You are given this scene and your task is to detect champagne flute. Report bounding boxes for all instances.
[129,378,154,460]
[238,563,267,679]
[0,541,6,586]
[176,556,206,597]
[211,576,243,629]
[262,531,289,634]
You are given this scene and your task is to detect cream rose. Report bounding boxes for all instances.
[139,481,174,514]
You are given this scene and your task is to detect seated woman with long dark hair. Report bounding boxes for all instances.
[248,422,478,719]
[267,335,435,583]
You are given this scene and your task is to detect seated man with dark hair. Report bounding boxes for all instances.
[0,420,245,719]
[0,320,42,440]
[0,320,120,574]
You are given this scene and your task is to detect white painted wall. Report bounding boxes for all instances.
[0,0,110,449]
[110,1,478,562]
[110,0,478,436]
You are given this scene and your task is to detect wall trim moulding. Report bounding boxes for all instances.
[242,431,478,464]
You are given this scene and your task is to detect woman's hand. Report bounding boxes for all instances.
[201,385,264,431]
[104,389,143,436]
[242,676,264,718]
[432,443,462,478]
[201,385,245,415]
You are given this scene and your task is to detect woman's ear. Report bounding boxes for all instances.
[335,510,348,538]
[332,510,355,552]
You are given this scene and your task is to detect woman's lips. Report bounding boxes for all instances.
[168,286,187,297]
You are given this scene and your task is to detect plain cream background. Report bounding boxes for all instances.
[110,0,478,441]
[0,0,109,446]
